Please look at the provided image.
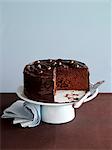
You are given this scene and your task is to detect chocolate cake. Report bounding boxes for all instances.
[23,59,90,103]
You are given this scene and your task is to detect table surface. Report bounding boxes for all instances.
[0,93,112,150]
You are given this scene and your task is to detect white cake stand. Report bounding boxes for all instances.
[16,86,98,124]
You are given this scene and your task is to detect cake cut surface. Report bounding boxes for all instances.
[23,59,90,103]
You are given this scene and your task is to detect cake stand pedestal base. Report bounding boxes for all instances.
[42,104,75,124]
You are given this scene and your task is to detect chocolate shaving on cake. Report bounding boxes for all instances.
[48,66,51,70]
[76,64,80,68]
[59,62,62,66]
[76,61,86,68]
[49,59,53,62]
[37,64,41,69]
[70,60,74,64]
[37,60,40,63]
[53,62,57,66]
[40,70,43,73]
[30,66,34,71]
[27,65,31,70]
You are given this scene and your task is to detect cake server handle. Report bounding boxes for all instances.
[83,80,105,103]
[73,80,105,108]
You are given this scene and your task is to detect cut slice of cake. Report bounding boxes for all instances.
[23,59,89,103]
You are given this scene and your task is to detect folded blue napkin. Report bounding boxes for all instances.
[1,100,41,128]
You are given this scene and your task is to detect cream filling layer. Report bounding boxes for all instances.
[54,90,86,103]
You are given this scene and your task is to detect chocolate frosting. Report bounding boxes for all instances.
[24,59,88,76]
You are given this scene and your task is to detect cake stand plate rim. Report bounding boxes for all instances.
[16,85,98,106]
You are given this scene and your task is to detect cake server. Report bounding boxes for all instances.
[73,80,105,108]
